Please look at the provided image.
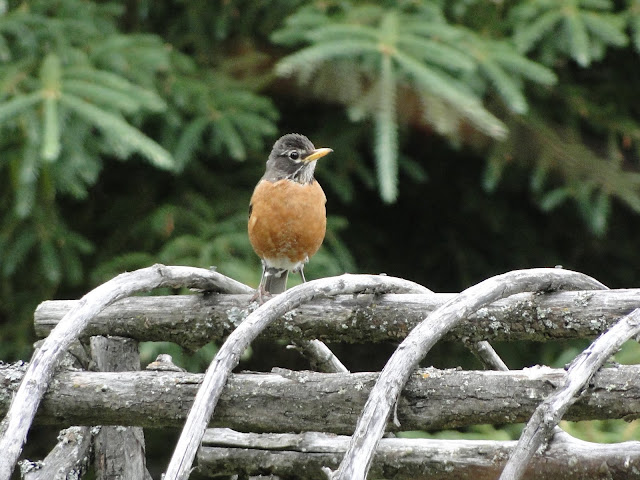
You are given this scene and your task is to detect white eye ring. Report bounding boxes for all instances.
[288,151,300,160]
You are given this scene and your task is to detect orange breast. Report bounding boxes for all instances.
[248,179,327,268]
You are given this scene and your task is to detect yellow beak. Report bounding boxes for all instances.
[303,147,333,163]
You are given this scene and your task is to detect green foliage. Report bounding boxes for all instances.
[166,68,279,169]
[487,113,640,236]
[0,1,173,299]
[398,424,519,441]
[461,38,557,115]
[0,0,283,359]
[510,0,628,66]
[560,419,640,443]
[272,3,556,201]
[268,0,640,235]
[629,0,640,53]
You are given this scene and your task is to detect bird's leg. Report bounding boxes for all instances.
[250,263,271,304]
[299,267,306,283]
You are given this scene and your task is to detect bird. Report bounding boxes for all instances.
[248,133,333,299]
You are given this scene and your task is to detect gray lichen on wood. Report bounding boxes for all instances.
[1,363,638,433]
[21,426,92,480]
[34,289,640,350]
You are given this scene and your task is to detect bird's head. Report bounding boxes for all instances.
[264,133,332,184]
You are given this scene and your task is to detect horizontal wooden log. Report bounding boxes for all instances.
[197,428,640,480]
[2,363,640,433]
[34,289,640,350]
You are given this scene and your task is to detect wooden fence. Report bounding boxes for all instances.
[1,265,640,479]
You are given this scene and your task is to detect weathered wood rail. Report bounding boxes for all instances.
[1,266,640,479]
[34,289,640,348]
[2,363,640,432]
[197,428,640,480]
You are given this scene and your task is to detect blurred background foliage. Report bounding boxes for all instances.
[2,0,640,463]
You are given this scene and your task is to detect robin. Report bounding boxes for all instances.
[248,133,333,298]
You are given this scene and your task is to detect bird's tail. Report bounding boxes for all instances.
[262,267,289,294]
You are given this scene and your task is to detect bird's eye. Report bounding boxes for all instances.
[288,151,300,160]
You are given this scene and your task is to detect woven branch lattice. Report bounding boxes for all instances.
[1,266,639,480]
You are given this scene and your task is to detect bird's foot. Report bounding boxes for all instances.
[249,285,272,305]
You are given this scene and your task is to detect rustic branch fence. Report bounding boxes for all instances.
[1,265,640,479]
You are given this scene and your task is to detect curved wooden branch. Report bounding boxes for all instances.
[328,268,607,480]
[499,307,640,480]
[22,426,92,480]
[163,274,429,480]
[0,264,247,480]
[291,339,349,373]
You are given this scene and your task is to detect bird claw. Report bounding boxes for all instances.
[249,285,272,305]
